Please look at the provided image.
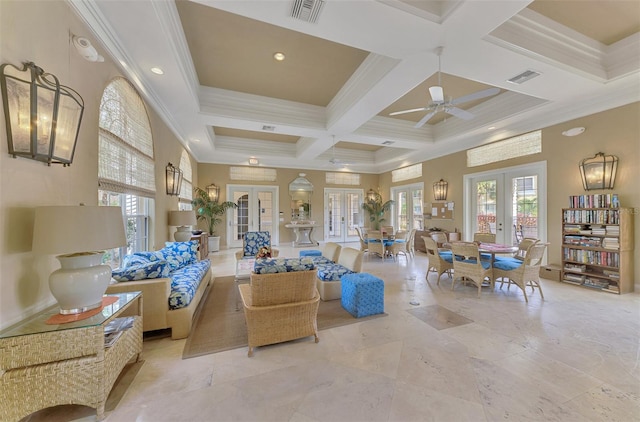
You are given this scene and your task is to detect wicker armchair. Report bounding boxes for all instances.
[355,226,369,254]
[451,241,493,297]
[473,232,496,243]
[423,236,453,284]
[388,230,409,261]
[239,269,319,357]
[493,243,547,302]
[235,231,280,260]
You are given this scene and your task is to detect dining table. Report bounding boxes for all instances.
[477,242,518,262]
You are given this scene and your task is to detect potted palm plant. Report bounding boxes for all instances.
[361,189,395,230]
[191,186,237,252]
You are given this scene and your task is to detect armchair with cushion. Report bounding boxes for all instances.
[239,264,319,357]
[451,241,493,297]
[423,236,453,284]
[235,231,279,260]
[493,243,547,302]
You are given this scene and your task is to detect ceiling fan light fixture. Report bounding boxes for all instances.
[429,85,444,103]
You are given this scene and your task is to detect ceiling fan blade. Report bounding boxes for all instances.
[429,85,444,103]
[450,87,500,105]
[414,110,437,128]
[389,107,429,116]
[446,106,474,120]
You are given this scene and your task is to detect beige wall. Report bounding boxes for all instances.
[380,102,640,284]
[0,0,193,328]
[196,164,378,246]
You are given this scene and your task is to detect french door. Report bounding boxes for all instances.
[227,185,279,248]
[391,183,424,232]
[464,162,546,246]
[324,188,363,243]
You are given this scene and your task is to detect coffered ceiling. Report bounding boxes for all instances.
[70,0,640,174]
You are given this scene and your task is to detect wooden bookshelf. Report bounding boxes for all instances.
[561,198,634,294]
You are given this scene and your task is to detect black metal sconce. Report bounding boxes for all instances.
[166,162,183,196]
[1,62,84,166]
[579,152,618,191]
[433,179,448,201]
[206,183,220,202]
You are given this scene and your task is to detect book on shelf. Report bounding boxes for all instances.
[602,238,619,250]
[104,331,123,348]
[568,194,620,209]
[105,316,135,334]
[564,263,586,272]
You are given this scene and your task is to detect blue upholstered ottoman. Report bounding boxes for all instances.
[341,273,384,318]
[299,249,322,257]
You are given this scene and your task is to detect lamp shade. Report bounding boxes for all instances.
[169,210,196,226]
[33,205,126,255]
[579,152,618,191]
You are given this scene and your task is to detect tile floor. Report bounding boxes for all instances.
[27,243,640,421]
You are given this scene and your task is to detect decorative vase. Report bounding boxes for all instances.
[208,236,221,252]
[49,252,111,314]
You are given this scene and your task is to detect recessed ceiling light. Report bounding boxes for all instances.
[150,67,164,75]
[487,126,496,130]
[562,127,586,137]
[273,52,285,61]
[249,158,259,165]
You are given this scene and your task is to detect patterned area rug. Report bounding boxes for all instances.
[182,275,386,359]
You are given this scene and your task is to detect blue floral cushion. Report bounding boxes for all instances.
[112,260,171,282]
[253,257,315,274]
[121,253,152,268]
[168,259,211,310]
[159,241,198,271]
[311,256,333,265]
[242,231,271,257]
[316,263,355,281]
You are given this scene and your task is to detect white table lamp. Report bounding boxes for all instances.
[169,210,197,242]
[32,205,126,314]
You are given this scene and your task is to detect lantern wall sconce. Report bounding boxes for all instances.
[206,183,220,202]
[366,188,379,203]
[1,61,84,166]
[433,179,448,201]
[166,162,183,196]
[579,152,618,191]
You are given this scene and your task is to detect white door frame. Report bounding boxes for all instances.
[391,182,424,232]
[227,184,279,248]
[323,188,364,243]
[463,161,547,245]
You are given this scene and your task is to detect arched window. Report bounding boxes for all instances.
[98,77,155,266]
[179,149,193,207]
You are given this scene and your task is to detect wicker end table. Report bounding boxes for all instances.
[0,292,143,421]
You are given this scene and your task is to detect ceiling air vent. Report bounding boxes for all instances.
[507,70,541,85]
[262,125,276,131]
[382,140,395,145]
[291,0,325,23]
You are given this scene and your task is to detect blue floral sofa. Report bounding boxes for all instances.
[106,240,212,339]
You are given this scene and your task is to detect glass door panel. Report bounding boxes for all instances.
[391,183,424,233]
[228,185,278,248]
[324,188,362,243]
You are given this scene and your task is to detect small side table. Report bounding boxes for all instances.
[0,292,143,421]
[191,232,209,259]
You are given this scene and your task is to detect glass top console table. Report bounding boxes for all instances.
[0,292,143,421]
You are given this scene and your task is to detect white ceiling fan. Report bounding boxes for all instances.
[390,46,500,128]
[328,135,351,166]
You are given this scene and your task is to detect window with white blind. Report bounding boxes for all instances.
[179,149,193,208]
[467,130,542,167]
[392,163,422,183]
[98,77,156,197]
[230,166,277,181]
[98,77,155,266]
[325,172,361,185]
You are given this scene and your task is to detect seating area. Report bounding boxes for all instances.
[426,236,548,302]
[239,260,319,357]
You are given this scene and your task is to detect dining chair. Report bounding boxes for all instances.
[367,230,394,260]
[388,230,409,261]
[406,228,417,258]
[493,243,547,302]
[450,241,493,297]
[495,237,539,265]
[473,232,496,243]
[430,231,451,250]
[514,224,524,243]
[355,226,369,254]
[381,226,394,238]
[423,236,453,284]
